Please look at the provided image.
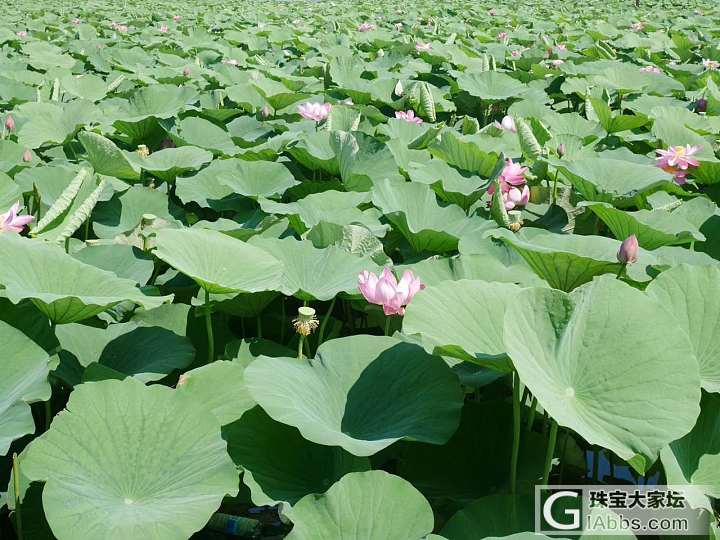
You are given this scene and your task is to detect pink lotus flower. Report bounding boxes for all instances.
[499,158,528,186]
[16,31,27,38]
[182,66,191,77]
[656,145,701,171]
[639,65,661,74]
[617,235,639,264]
[487,159,530,210]
[503,185,530,210]
[0,202,34,233]
[415,41,431,52]
[656,145,701,184]
[555,43,567,51]
[497,31,509,42]
[115,24,128,33]
[298,102,332,122]
[173,15,182,22]
[395,110,423,124]
[357,22,376,32]
[72,18,81,25]
[488,8,497,16]
[510,49,523,58]
[550,59,564,67]
[358,267,425,316]
[702,59,720,71]
[159,24,169,33]
[494,115,516,132]
[630,21,644,31]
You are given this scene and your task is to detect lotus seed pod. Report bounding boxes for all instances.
[293,306,319,336]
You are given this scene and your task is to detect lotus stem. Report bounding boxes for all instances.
[256,316,262,338]
[204,289,214,363]
[12,452,23,540]
[44,399,52,431]
[525,396,538,432]
[510,370,521,494]
[298,335,305,360]
[316,296,336,349]
[384,316,391,336]
[543,420,559,485]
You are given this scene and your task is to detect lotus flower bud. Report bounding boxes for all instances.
[617,235,639,264]
[22,148,32,162]
[394,80,404,97]
[293,306,319,336]
[183,66,190,77]
[695,98,707,113]
[261,104,270,118]
[557,143,566,157]
[5,115,15,131]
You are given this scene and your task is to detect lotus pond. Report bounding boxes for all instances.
[1,0,720,538]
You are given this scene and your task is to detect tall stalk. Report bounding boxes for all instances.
[204,289,214,363]
[510,370,521,494]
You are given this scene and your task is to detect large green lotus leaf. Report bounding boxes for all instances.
[223,406,369,506]
[175,159,238,209]
[407,159,486,209]
[660,392,720,510]
[646,265,720,393]
[16,101,96,149]
[22,378,238,540]
[0,320,50,455]
[176,359,255,426]
[489,228,653,291]
[93,185,178,239]
[584,202,705,249]
[0,235,171,324]
[112,84,199,123]
[259,190,386,236]
[455,71,526,100]
[555,158,677,207]
[372,178,494,253]
[60,74,107,101]
[154,228,283,294]
[386,400,547,504]
[286,131,340,175]
[403,280,522,371]
[245,335,463,456]
[330,131,403,191]
[171,117,238,156]
[73,244,154,285]
[0,143,29,175]
[127,146,213,182]
[0,171,22,210]
[284,471,434,540]
[214,158,298,198]
[247,237,379,301]
[57,324,194,384]
[78,131,141,181]
[505,277,701,468]
[429,130,499,175]
[440,495,533,539]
